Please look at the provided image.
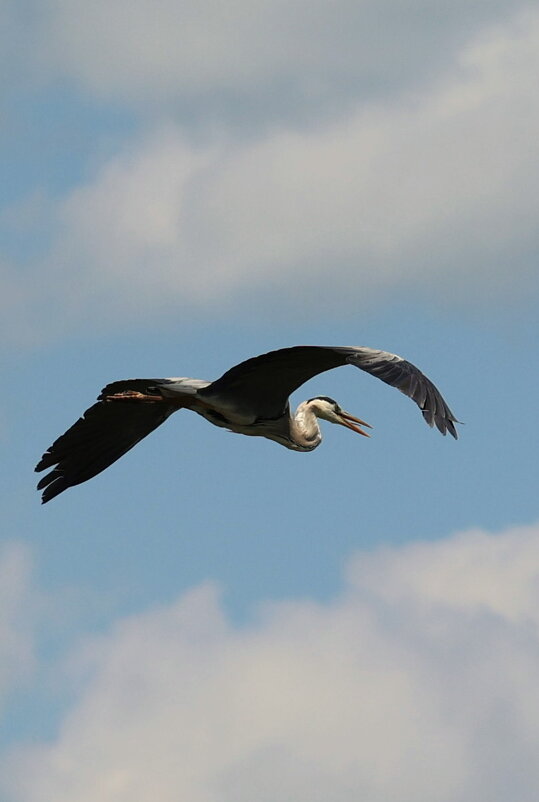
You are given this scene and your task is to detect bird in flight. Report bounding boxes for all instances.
[36,345,458,503]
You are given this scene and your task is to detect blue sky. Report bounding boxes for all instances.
[2,2,539,799]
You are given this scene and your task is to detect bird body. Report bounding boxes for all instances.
[193,397,361,452]
[36,345,459,503]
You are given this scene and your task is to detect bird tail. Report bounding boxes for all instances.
[35,380,176,503]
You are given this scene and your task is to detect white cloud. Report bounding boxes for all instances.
[2,8,538,344]
[3,522,539,802]
[35,0,527,118]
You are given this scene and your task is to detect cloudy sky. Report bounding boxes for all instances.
[2,1,539,799]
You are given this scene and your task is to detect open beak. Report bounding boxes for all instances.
[337,410,372,437]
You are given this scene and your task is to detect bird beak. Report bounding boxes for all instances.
[337,410,372,437]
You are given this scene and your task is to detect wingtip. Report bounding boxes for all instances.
[35,451,53,473]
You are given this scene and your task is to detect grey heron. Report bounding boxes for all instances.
[36,345,458,503]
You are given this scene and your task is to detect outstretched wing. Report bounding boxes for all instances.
[342,347,459,437]
[35,380,177,503]
[200,345,459,437]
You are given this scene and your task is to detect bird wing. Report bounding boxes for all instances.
[35,380,177,503]
[200,345,459,437]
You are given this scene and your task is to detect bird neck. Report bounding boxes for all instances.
[291,402,323,451]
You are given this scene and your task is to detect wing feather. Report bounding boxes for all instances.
[35,380,177,503]
[342,347,459,437]
[199,346,346,419]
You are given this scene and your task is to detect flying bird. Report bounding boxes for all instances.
[36,345,458,503]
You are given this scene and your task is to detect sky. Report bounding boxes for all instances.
[1,1,539,799]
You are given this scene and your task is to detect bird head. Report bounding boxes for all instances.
[306,397,372,437]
